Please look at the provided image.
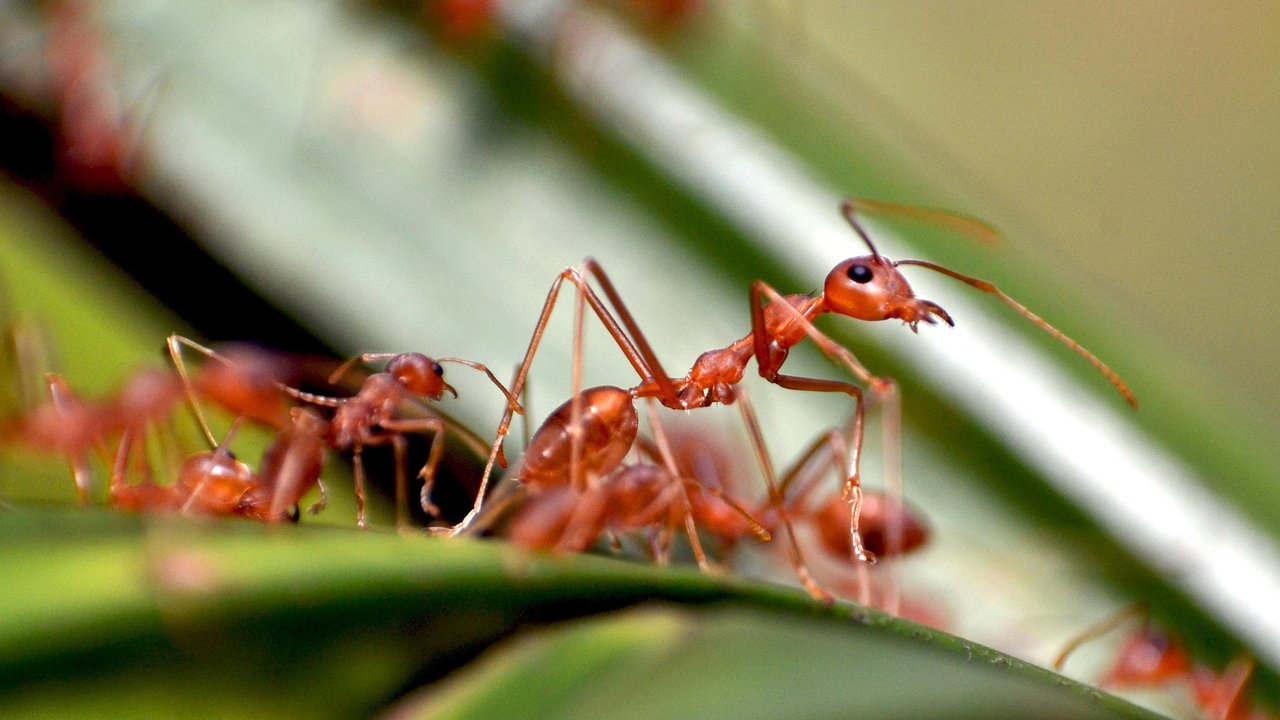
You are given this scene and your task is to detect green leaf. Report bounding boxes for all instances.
[0,506,1165,720]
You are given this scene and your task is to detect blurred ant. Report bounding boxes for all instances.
[17,366,186,504]
[766,424,929,610]
[499,385,768,569]
[666,406,930,607]
[21,374,111,503]
[1055,607,1271,720]
[424,0,497,46]
[167,337,341,521]
[467,199,1135,589]
[41,0,147,193]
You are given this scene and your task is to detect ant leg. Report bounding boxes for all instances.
[351,443,369,529]
[456,271,583,533]
[752,278,897,569]
[456,264,669,533]
[768,373,876,568]
[642,398,710,571]
[775,424,872,605]
[1052,604,1147,672]
[379,417,447,520]
[109,427,134,502]
[578,259,681,403]
[879,378,902,615]
[1199,656,1255,720]
[166,334,224,448]
[732,386,833,604]
[46,374,95,504]
[556,484,609,552]
[569,266,587,491]
[307,478,327,515]
[392,434,409,528]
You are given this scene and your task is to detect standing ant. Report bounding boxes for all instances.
[463,199,1135,591]
[278,350,522,528]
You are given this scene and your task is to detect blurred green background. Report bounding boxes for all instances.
[0,1,1275,718]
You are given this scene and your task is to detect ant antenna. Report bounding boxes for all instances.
[839,199,883,261]
[894,258,1138,408]
[846,197,1003,246]
[1053,604,1148,671]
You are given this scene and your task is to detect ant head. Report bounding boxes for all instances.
[386,353,456,399]
[822,257,954,330]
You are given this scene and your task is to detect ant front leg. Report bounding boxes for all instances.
[378,416,448,524]
[775,425,872,605]
[751,280,890,566]
[750,281,883,389]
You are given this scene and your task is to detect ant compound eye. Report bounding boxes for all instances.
[431,362,444,377]
[847,263,874,284]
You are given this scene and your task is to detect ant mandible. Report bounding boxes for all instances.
[462,199,1137,560]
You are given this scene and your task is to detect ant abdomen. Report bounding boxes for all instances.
[516,386,638,490]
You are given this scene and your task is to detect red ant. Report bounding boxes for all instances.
[21,374,111,503]
[498,385,769,569]
[107,390,327,523]
[41,0,144,193]
[425,0,498,46]
[18,366,186,504]
[1055,607,1271,720]
[666,409,931,607]
[275,350,522,528]
[464,199,1135,592]
[167,337,344,521]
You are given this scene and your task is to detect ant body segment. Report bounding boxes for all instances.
[500,385,769,570]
